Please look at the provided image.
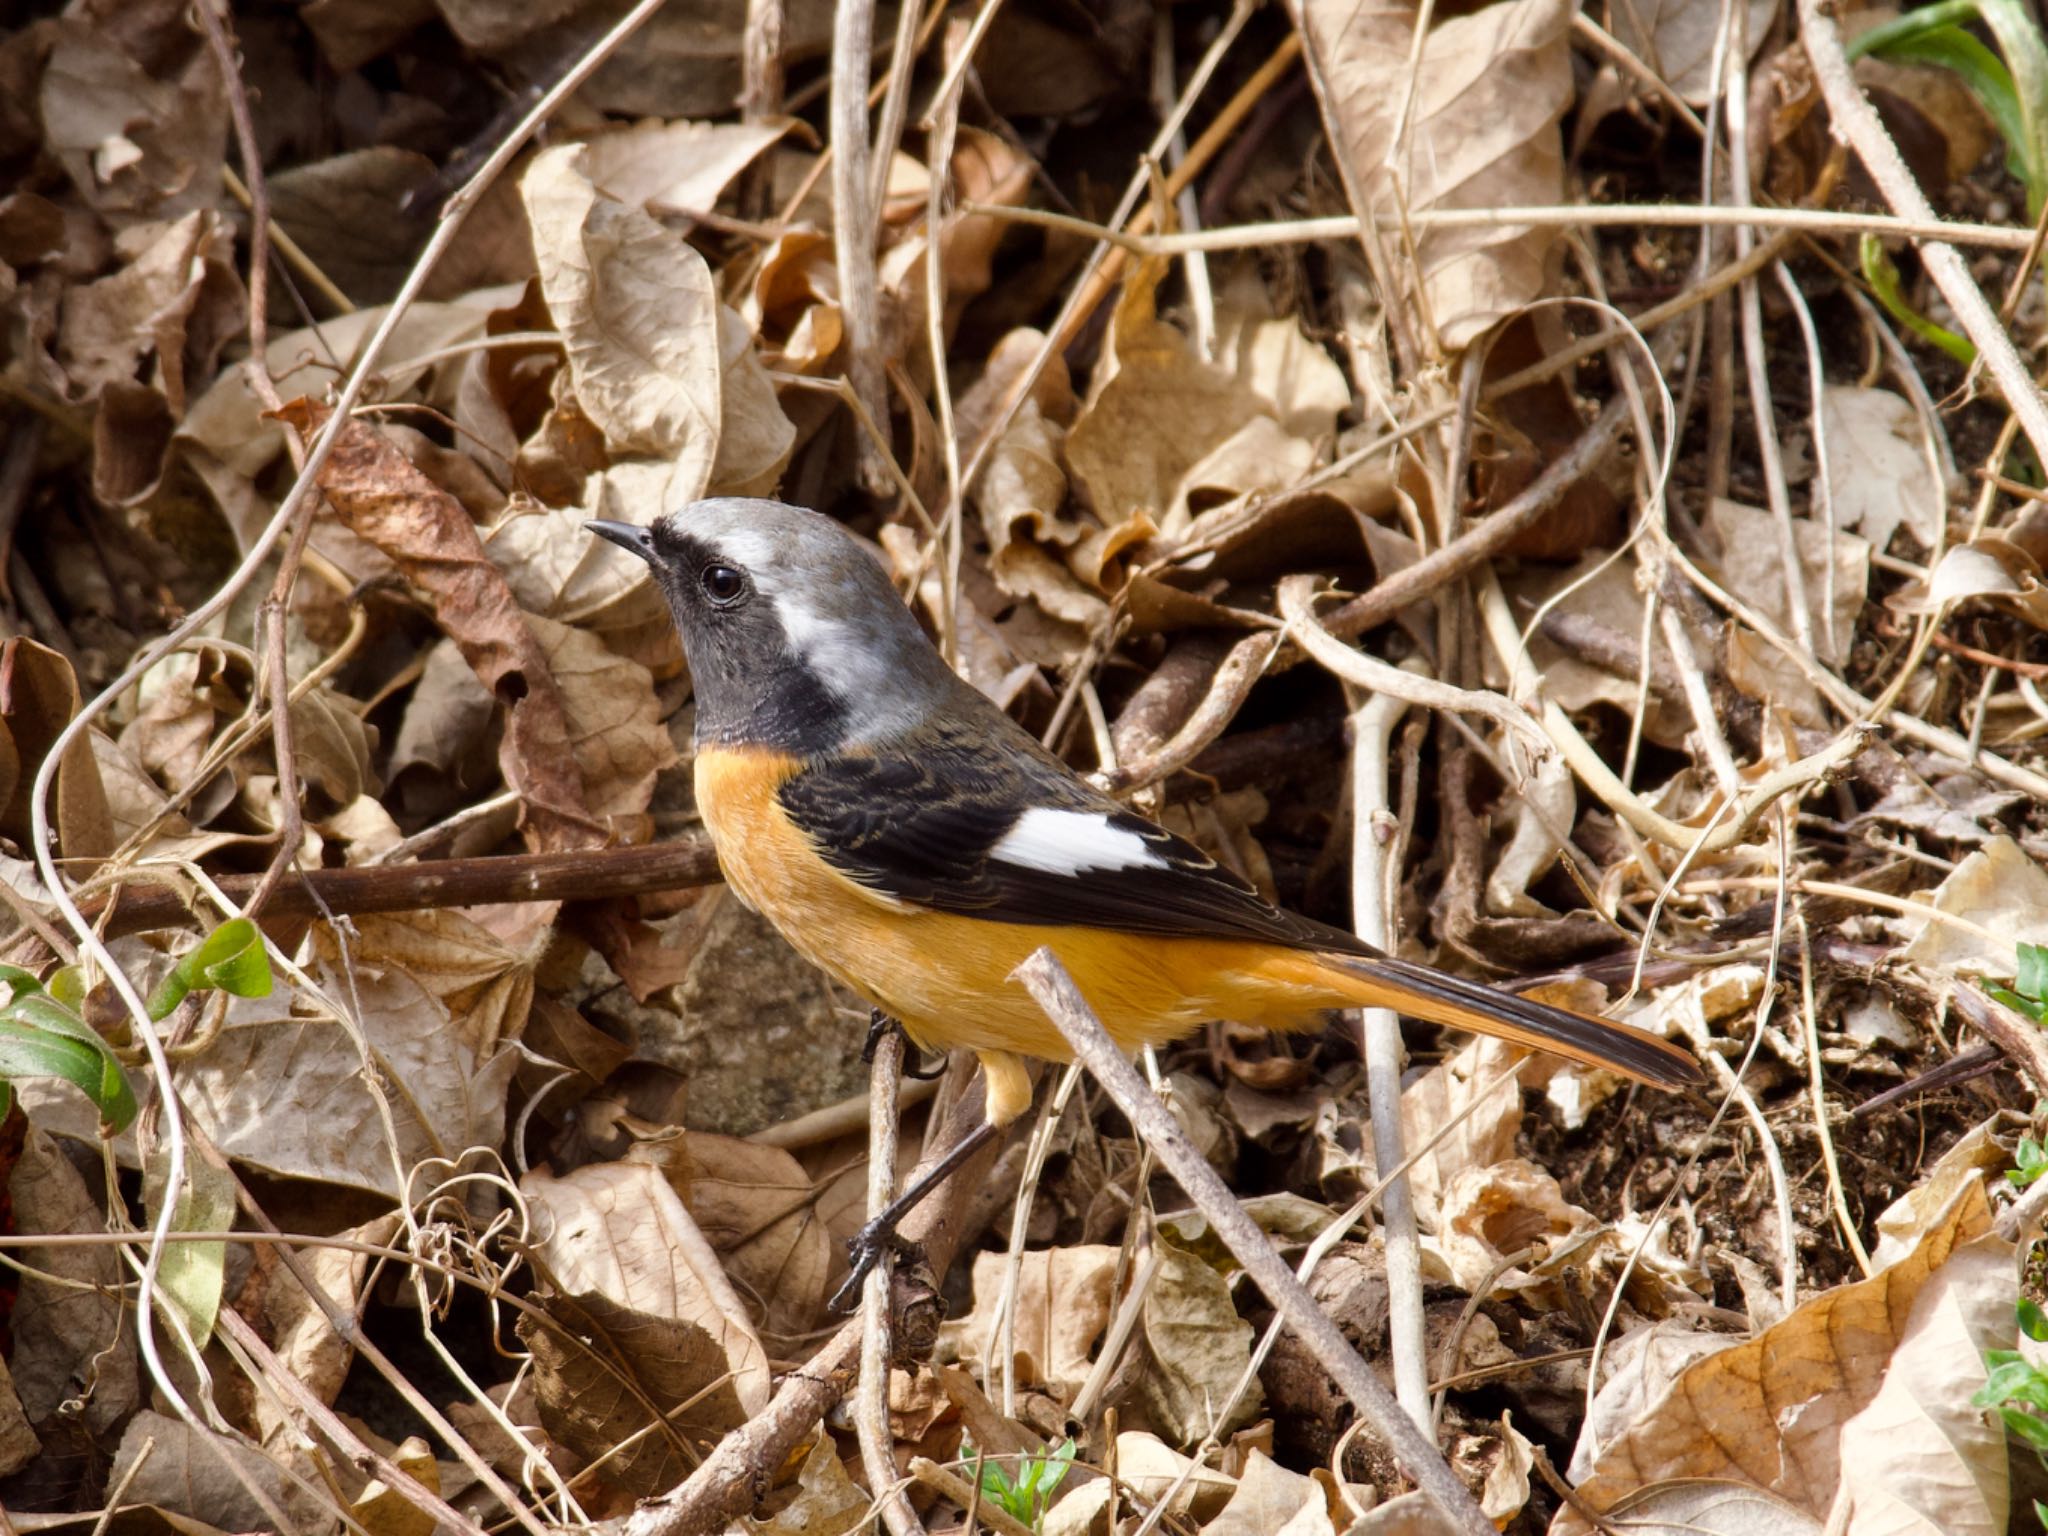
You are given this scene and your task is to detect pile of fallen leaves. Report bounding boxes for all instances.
[3,0,2048,1531]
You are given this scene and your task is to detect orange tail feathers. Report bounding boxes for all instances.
[1319,951,1703,1089]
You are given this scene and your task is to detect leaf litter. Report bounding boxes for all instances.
[3,0,2048,1531]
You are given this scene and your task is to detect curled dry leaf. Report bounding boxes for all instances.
[744,1430,868,1536]
[519,1160,772,1414]
[1555,1179,2002,1534]
[1199,1448,1335,1536]
[578,118,787,223]
[1898,835,2048,974]
[1397,1035,1525,1229]
[1300,0,1573,350]
[0,636,113,868]
[520,145,794,505]
[1604,0,1779,104]
[526,614,676,825]
[112,1408,326,1532]
[1133,1231,1264,1447]
[274,399,598,853]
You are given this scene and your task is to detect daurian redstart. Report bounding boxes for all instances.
[590,499,1700,1303]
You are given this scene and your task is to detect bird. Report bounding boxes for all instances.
[588,498,1701,1307]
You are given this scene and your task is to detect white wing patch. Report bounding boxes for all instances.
[990,807,1168,876]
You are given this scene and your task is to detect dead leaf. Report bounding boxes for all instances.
[522,144,720,473]
[1605,0,1780,104]
[1398,1035,1524,1228]
[0,636,114,866]
[7,1126,140,1438]
[626,1131,831,1339]
[1066,258,1266,530]
[521,1286,750,1495]
[273,399,598,853]
[1555,1178,1998,1532]
[1898,836,2048,974]
[580,118,788,221]
[520,1160,772,1415]
[1134,1232,1263,1447]
[0,1353,39,1478]
[744,1430,868,1536]
[1201,1448,1334,1536]
[527,615,676,823]
[1819,384,1943,552]
[111,1410,325,1532]
[944,1246,1119,1401]
[1300,0,1573,349]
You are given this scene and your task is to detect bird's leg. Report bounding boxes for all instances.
[861,1007,949,1080]
[827,1115,998,1312]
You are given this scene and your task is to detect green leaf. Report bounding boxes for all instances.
[47,966,84,1010]
[0,1012,136,1134]
[2003,1405,2048,1451]
[2020,941,2048,1003]
[2020,1299,2048,1343]
[1861,236,1976,365]
[0,963,43,998]
[143,1150,237,1351]
[146,918,274,1020]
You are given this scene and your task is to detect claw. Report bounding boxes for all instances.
[828,1221,922,1312]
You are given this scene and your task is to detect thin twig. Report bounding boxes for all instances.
[831,0,891,492]
[856,1029,926,1536]
[1349,682,1428,1428]
[1014,950,1495,1536]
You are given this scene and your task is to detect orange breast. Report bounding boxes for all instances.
[691,746,1354,1062]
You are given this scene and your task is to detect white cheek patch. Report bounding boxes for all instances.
[991,808,1168,876]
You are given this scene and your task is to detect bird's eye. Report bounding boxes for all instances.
[701,564,746,605]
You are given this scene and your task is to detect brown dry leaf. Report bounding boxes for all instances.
[526,614,675,823]
[242,1212,404,1447]
[744,1430,867,1536]
[0,636,113,866]
[312,909,536,1058]
[1555,1179,1999,1533]
[39,18,227,226]
[1300,0,1573,350]
[1891,535,2048,630]
[1113,1431,1238,1524]
[523,142,718,466]
[348,1435,438,1536]
[56,208,242,416]
[1496,554,1692,748]
[1704,498,1871,671]
[1065,257,1265,531]
[580,118,788,221]
[1200,1448,1335,1536]
[1213,281,1353,442]
[1398,1035,1525,1228]
[1819,385,1943,552]
[1569,1318,1744,1482]
[1133,1232,1263,1446]
[178,967,520,1196]
[1823,1230,2010,1533]
[0,1354,37,1478]
[747,228,843,375]
[1586,1482,1824,1533]
[626,1131,831,1339]
[1898,835,2048,974]
[520,1287,750,1496]
[111,1410,326,1532]
[1605,0,1780,104]
[7,1126,140,1441]
[274,400,597,853]
[943,1245,1120,1400]
[1869,1114,2020,1269]
[519,1160,772,1413]
[880,127,1035,337]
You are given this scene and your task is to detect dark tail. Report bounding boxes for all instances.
[1322,951,1703,1089]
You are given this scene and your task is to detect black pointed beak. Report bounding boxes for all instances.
[587,520,657,562]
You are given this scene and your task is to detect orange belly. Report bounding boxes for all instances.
[693,746,1351,1064]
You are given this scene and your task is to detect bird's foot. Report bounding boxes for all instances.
[861,1008,948,1080]
[827,1217,924,1313]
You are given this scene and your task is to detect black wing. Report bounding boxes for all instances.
[777,719,1369,954]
